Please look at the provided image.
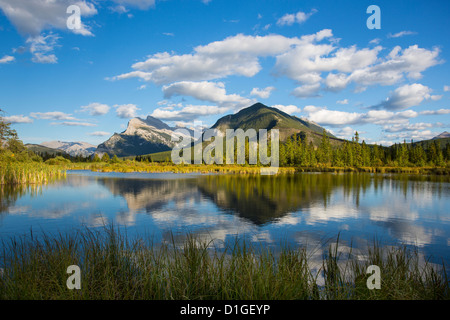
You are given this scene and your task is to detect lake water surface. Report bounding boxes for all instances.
[1,170,449,266]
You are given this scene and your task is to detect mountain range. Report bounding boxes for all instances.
[39,141,97,157]
[96,103,338,158]
[25,141,96,157]
[25,143,70,157]
[26,103,450,158]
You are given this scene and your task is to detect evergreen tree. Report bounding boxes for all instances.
[101,153,110,162]
[427,141,438,165]
[279,143,287,167]
[319,130,331,165]
[285,137,295,165]
[111,155,120,163]
[361,141,371,166]
[371,144,383,167]
[434,141,444,166]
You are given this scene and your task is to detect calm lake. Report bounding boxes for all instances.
[1,170,449,266]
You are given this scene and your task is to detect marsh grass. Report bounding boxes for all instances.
[319,237,449,300]
[0,162,66,185]
[0,226,448,300]
[66,161,450,176]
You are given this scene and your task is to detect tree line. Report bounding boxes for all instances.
[279,130,449,167]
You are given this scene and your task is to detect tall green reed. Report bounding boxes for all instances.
[0,162,66,185]
[0,225,448,300]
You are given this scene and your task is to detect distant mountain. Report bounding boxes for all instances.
[40,141,97,157]
[96,116,193,157]
[25,144,69,157]
[432,131,450,140]
[211,102,338,143]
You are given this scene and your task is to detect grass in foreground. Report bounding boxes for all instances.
[0,226,448,300]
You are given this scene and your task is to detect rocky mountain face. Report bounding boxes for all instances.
[96,116,193,157]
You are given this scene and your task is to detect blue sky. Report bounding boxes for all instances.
[0,0,449,146]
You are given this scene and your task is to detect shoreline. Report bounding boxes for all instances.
[64,162,450,175]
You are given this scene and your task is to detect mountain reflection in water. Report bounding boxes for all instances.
[0,171,449,265]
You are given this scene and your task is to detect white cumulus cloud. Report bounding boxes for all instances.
[302,105,418,127]
[250,86,275,99]
[336,126,355,139]
[291,83,321,98]
[162,81,254,111]
[336,99,349,105]
[419,109,450,115]
[373,83,441,111]
[110,29,442,100]
[151,104,229,121]
[277,9,317,26]
[0,0,97,36]
[0,55,15,63]
[302,105,363,126]
[272,105,301,115]
[2,115,33,124]
[110,33,305,85]
[30,111,78,121]
[114,104,140,119]
[26,33,60,64]
[80,103,110,116]
[51,121,96,127]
